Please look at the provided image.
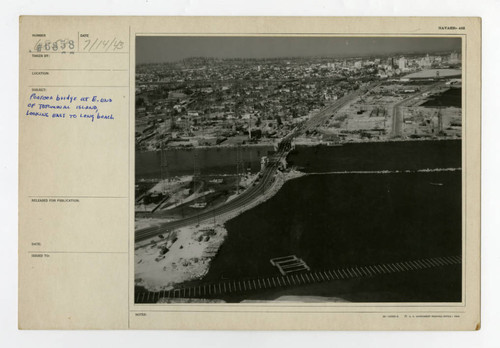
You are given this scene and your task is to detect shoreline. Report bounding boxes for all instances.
[134,169,306,292]
[292,136,461,147]
[137,136,460,153]
[305,167,462,175]
[134,138,461,294]
[135,165,460,292]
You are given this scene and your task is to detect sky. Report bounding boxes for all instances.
[136,36,461,64]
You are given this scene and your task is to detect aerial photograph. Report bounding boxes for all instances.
[134,36,463,304]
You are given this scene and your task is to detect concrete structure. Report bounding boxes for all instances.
[398,57,407,71]
[260,156,269,171]
[403,69,462,80]
[449,52,461,64]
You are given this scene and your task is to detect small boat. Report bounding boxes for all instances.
[430,182,444,186]
[189,202,207,209]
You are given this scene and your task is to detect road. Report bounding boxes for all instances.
[135,149,285,242]
[299,86,369,134]
[390,82,444,138]
[135,85,369,243]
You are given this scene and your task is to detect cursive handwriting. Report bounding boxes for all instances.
[26,93,114,122]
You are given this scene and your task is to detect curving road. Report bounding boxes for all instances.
[135,85,369,243]
[135,146,287,242]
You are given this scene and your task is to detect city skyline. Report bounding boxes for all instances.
[135,35,463,305]
[136,36,461,64]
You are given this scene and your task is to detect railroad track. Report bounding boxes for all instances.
[135,255,461,303]
[135,155,284,242]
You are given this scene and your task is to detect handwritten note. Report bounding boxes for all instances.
[26,93,115,122]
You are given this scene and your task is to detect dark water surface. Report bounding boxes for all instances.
[287,140,461,173]
[136,145,274,179]
[201,140,462,302]
[421,87,462,108]
[206,172,461,276]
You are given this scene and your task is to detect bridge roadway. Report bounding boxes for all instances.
[135,147,287,242]
[135,255,462,303]
[135,85,371,243]
[300,86,369,134]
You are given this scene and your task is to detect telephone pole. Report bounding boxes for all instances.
[160,143,169,190]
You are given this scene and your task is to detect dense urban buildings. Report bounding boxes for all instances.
[135,37,462,304]
[136,51,461,151]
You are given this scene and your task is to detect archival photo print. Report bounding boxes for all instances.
[134,36,463,304]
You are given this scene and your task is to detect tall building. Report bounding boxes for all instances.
[419,54,432,69]
[398,57,407,71]
[449,52,461,64]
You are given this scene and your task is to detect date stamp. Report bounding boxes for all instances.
[29,33,126,54]
[79,33,125,52]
